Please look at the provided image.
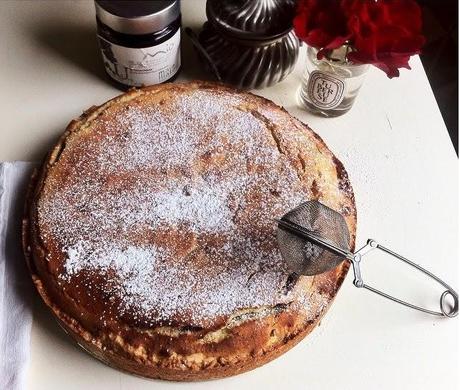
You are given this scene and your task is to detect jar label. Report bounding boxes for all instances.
[307,70,345,109]
[98,29,181,87]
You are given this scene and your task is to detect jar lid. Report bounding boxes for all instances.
[95,0,180,35]
[206,0,296,40]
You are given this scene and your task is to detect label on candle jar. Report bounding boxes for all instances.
[98,29,181,87]
[307,71,345,109]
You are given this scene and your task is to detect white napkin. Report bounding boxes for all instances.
[0,162,36,390]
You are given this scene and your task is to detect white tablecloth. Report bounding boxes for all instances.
[0,162,35,390]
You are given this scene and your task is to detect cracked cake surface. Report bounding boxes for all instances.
[23,81,356,380]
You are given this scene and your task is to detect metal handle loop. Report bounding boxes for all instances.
[440,290,458,318]
[351,239,458,318]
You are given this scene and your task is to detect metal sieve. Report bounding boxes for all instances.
[276,200,458,318]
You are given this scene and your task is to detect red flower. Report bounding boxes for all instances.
[293,0,425,78]
[293,0,351,59]
[345,0,425,78]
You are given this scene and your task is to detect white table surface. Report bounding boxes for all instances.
[1,1,458,389]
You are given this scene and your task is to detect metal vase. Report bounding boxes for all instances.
[188,0,299,89]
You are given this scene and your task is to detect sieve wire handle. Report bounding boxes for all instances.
[350,239,458,318]
[275,218,353,258]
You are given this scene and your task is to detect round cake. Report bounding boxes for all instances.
[23,81,356,380]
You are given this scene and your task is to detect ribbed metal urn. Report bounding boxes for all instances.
[192,0,299,89]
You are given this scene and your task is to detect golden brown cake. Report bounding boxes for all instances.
[23,81,356,381]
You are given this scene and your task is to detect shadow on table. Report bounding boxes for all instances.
[180,22,215,81]
[30,294,115,374]
[31,295,72,346]
[20,127,62,163]
[30,21,108,84]
[29,19,216,85]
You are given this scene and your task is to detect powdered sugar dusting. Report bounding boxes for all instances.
[152,177,235,232]
[37,88,329,327]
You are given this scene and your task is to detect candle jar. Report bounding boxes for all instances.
[95,0,181,88]
[298,45,369,117]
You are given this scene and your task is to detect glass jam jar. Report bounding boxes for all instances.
[95,0,181,88]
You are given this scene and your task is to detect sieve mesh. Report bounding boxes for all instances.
[277,201,351,276]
